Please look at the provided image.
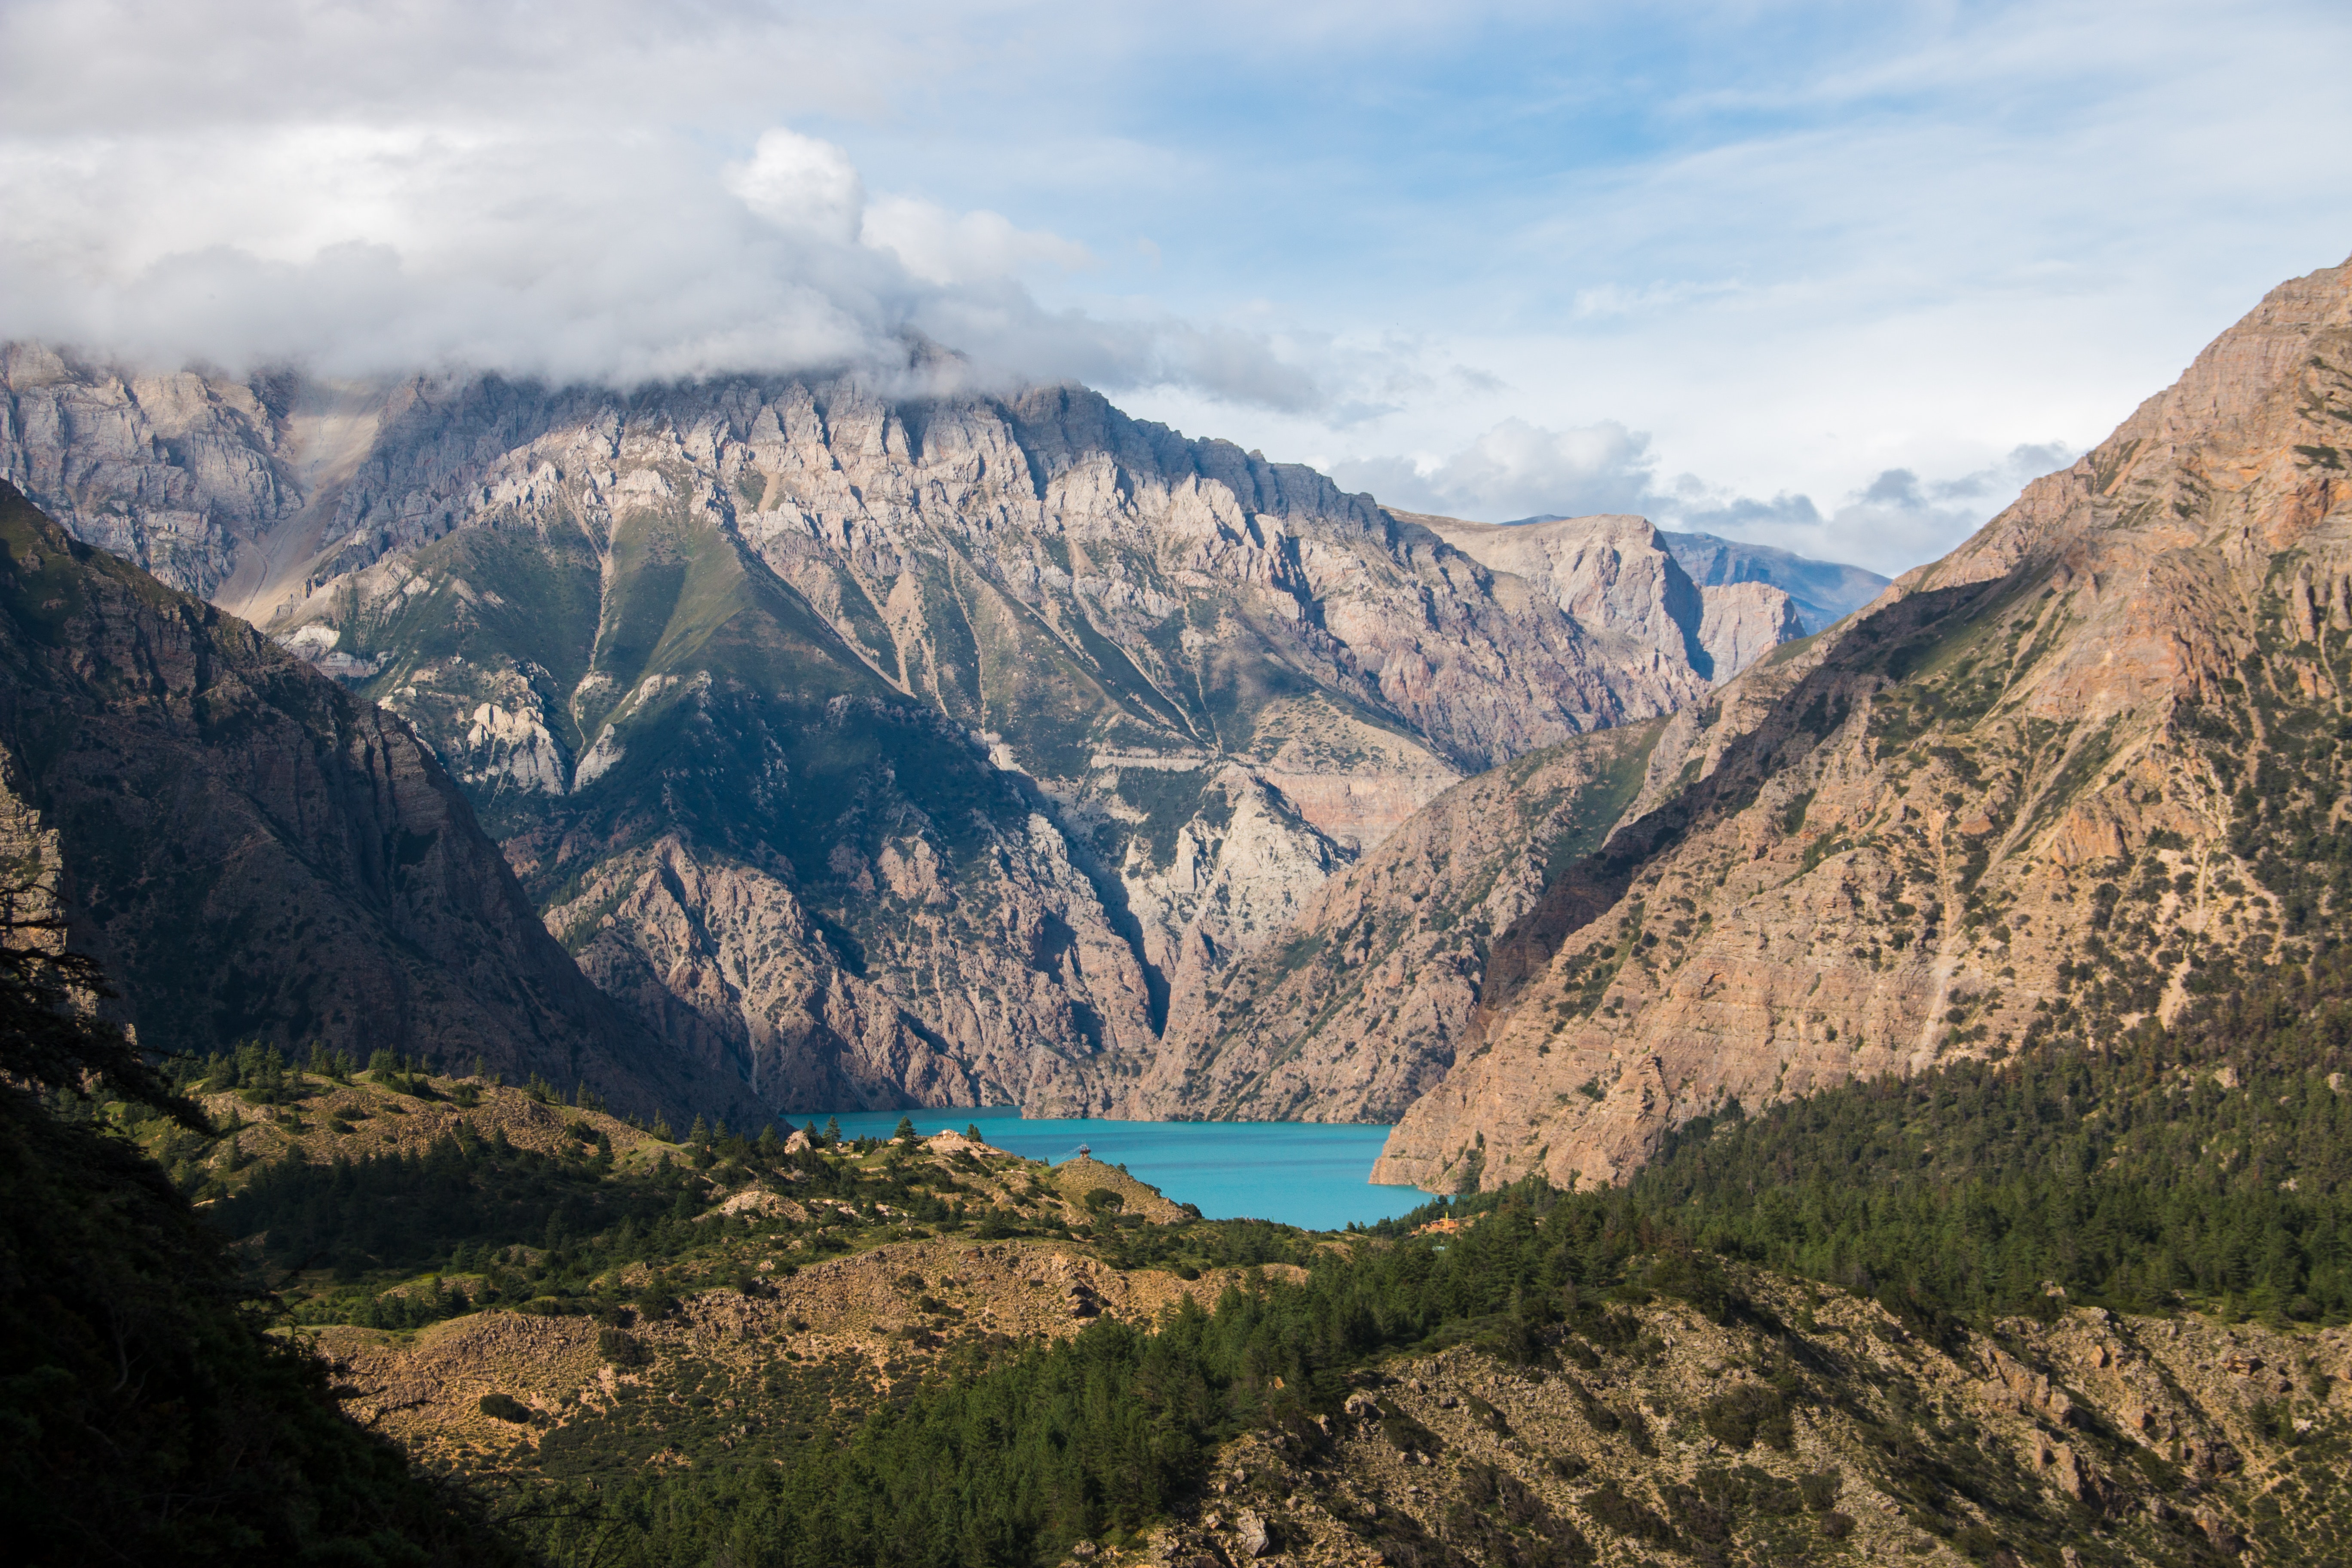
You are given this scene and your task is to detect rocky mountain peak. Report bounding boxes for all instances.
[1,356,1824,1116]
[1371,251,2352,1191]
[1403,508,1801,689]
[1661,528,1890,633]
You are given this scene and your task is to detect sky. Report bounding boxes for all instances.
[3,1,2348,575]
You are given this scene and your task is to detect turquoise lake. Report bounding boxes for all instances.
[804,1108,1433,1232]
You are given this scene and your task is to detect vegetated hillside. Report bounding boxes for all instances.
[0,484,743,1122]
[0,346,1820,1115]
[1472,934,2352,1324]
[0,935,522,1565]
[1377,250,2352,1192]
[186,1051,2352,1568]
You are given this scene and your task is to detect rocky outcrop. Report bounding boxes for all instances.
[1,355,1816,1115]
[1161,1289,2349,1568]
[1376,252,2352,1190]
[1695,579,1804,682]
[1412,508,1803,690]
[1128,575,1826,1128]
[1663,528,1892,633]
[0,344,294,601]
[1126,722,1667,1124]
[0,482,744,1123]
[1406,511,1712,674]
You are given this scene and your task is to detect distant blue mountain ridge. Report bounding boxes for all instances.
[1504,517,1891,634]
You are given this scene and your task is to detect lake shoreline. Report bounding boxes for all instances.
[796,1106,1431,1231]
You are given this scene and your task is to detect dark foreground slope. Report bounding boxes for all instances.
[171,949,2352,1567]
[0,937,521,1565]
[0,481,748,1122]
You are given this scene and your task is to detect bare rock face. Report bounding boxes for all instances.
[0,483,742,1123]
[2,357,1801,1115]
[1695,580,1804,683]
[1377,252,2352,1190]
[0,344,293,600]
[1127,722,1667,1124]
[1662,528,1892,634]
[1409,508,1802,690]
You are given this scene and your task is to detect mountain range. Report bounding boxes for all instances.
[9,245,2352,1568]
[6,252,2346,1204]
[1,353,1829,1122]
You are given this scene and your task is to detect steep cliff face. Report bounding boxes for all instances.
[1406,510,1800,688]
[2,357,1800,1114]
[1136,621,1835,1129]
[1695,579,1806,680]
[0,483,738,1122]
[1126,722,1665,1123]
[1663,528,1892,633]
[0,345,295,601]
[1378,253,2352,1190]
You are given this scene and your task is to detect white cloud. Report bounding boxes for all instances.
[0,3,1324,405]
[1328,418,1658,520]
[1,0,2345,583]
[726,130,867,244]
[862,198,1096,287]
[0,110,1327,403]
[1654,443,2086,574]
[1327,420,2080,575]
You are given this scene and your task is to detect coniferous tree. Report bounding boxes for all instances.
[0,912,519,1563]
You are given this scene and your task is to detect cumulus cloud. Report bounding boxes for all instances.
[0,2,1320,404]
[1662,442,2081,573]
[862,198,1097,288]
[726,130,868,245]
[1331,420,2079,575]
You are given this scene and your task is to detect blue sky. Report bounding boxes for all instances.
[3,0,2348,572]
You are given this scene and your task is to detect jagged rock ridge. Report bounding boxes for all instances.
[1393,509,1805,685]
[1125,720,1667,1124]
[0,354,1811,1114]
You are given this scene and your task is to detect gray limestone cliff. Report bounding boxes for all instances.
[1660,528,1890,634]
